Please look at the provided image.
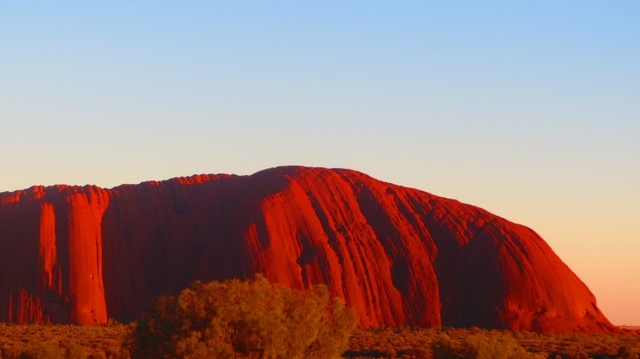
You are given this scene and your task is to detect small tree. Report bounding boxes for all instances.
[125,275,357,359]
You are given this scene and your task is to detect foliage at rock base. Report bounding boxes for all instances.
[431,332,545,359]
[125,275,357,359]
[346,327,640,359]
[0,323,129,359]
[1,320,639,358]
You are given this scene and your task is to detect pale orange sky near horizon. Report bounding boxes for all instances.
[1,1,639,325]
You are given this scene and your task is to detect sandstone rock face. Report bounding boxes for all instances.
[0,166,615,332]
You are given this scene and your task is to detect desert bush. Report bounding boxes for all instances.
[125,275,357,359]
[60,343,88,359]
[618,345,640,359]
[0,324,129,359]
[3,319,640,359]
[19,342,65,359]
[432,333,465,359]
[432,332,545,359]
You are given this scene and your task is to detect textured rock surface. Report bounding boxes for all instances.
[0,166,615,332]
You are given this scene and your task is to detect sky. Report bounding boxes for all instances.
[1,1,639,325]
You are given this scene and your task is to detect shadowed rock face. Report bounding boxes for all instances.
[0,166,615,332]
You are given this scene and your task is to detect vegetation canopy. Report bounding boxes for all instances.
[125,275,357,359]
[1,323,639,359]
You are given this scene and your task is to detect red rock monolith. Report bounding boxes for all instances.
[0,166,615,332]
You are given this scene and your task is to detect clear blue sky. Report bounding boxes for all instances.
[2,1,639,325]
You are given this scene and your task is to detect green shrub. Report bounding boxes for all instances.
[125,275,357,359]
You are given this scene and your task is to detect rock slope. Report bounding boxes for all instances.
[0,166,614,332]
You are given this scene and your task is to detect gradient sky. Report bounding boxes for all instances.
[1,1,639,325]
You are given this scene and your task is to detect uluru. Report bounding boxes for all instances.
[0,166,615,333]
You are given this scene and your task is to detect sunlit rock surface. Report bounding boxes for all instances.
[0,166,615,332]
